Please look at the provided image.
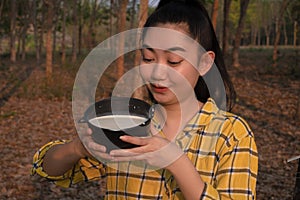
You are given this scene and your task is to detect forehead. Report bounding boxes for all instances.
[142,26,197,51]
[141,26,205,65]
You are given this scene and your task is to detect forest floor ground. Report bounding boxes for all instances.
[0,46,300,199]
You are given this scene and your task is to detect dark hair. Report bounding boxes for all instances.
[143,0,236,111]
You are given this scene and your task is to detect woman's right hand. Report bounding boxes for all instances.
[43,128,112,176]
[78,128,114,161]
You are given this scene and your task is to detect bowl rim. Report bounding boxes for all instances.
[79,96,154,124]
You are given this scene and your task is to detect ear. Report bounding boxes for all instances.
[198,51,215,76]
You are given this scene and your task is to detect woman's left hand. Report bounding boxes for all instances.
[109,134,184,168]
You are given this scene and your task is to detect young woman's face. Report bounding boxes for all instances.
[139,23,203,106]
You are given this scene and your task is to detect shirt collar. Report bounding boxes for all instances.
[151,98,219,137]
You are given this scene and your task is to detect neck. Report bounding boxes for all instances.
[156,96,203,140]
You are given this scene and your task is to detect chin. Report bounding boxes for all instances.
[152,95,177,106]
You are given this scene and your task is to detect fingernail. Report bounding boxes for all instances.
[119,136,125,140]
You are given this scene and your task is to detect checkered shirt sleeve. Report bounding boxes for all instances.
[31,140,106,188]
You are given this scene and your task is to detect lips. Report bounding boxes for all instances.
[150,84,169,93]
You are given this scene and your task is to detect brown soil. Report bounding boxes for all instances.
[0,47,299,199]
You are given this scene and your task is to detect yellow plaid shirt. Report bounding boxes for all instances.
[31,98,258,199]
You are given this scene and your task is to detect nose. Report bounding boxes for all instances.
[151,63,168,81]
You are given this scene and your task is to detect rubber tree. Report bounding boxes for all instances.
[232,0,250,68]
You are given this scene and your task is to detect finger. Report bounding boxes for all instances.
[86,142,115,160]
[119,135,149,146]
[110,148,139,157]
[80,129,92,137]
[81,134,94,149]
[87,128,92,135]
[87,141,107,153]
[94,152,115,160]
[111,154,145,162]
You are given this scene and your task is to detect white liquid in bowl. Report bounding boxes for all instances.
[89,115,148,131]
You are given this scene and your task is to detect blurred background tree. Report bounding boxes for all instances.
[0,0,298,76]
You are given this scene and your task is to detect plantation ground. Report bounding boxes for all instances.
[0,47,299,199]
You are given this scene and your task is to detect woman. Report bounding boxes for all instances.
[32,0,258,199]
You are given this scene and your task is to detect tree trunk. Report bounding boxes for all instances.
[110,0,114,37]
[273,0,290,67]
[78,2,82,55]
[72,0,78,63]
[294,20,298,47]
[21,27,27,61]
[116,0,129,79]
[10,0,17,63]
[44,0,54,84]
[134,0,148,66]
[138,0,148,28]
[251,25,257,46]
[108,0,116,49]
[232,0,250,68]
[61,0,66,64]
[211,0,219,31]
[39,5,46,64]
[130,0,137,29]
[88,0,97,49]
[17,32,21,59]
[266,30,270,46]
[52,2,59,63]
[0,0,4,21]
[20,0,31,61]
[283,17,288,45]
[0,0,4,53]
[222,0,231,56]
[0,1,4,53]
[33,0,40,63]
[132,0,148,99]
[52,27,57,63]
[257,28,261,46]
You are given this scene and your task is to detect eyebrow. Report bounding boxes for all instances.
[167,47,186,52]
[141,44,154,52]
[141,44,186,52]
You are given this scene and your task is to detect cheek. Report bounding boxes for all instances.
[192,76,200,90]
[190,72,200,87]
[139,65,152,82]
[177,66,200,87]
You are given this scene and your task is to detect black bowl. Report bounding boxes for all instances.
[80,97,154,152]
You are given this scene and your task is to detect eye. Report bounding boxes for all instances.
[142,57,155,63]
[168,60,183,66]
